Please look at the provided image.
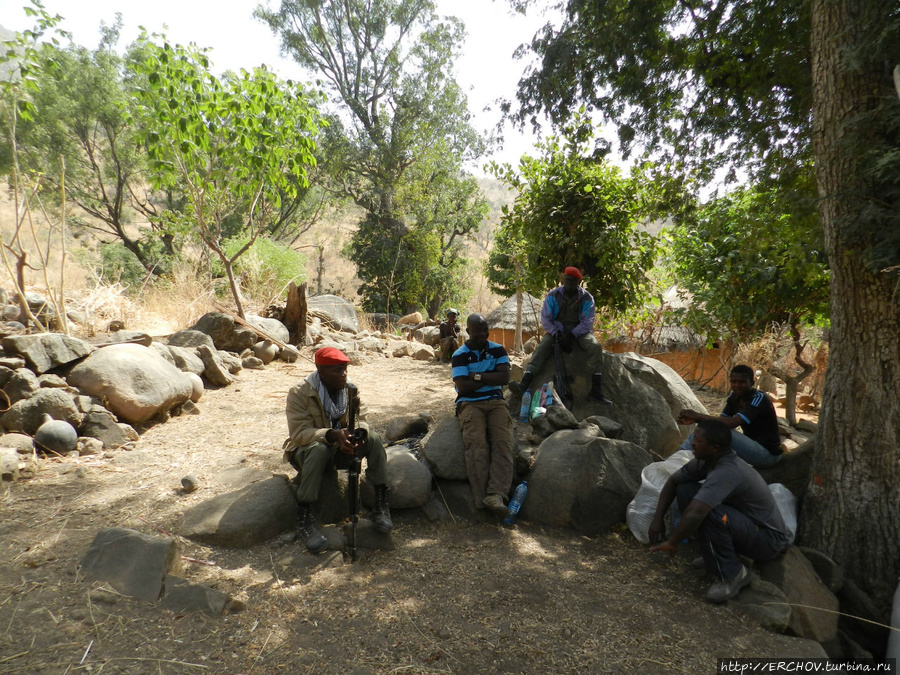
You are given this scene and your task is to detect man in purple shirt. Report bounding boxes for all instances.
[512,266,609,402]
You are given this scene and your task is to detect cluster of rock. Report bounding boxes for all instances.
[0,310,298,477]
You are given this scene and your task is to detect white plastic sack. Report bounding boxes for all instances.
[768,482,798,545]
[626,449,694,544]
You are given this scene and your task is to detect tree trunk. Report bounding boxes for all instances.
[284,282,307,345]
[221,258,245,319]
[801,0,900,615]
[768,323,814,427]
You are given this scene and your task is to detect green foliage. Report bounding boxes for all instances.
[257,0,486,313]
[221,234,307,303]
[487,116,656,315]
[668,173,829,341]
[130,35,323,316]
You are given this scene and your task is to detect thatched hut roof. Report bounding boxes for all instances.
[485,293,543,332]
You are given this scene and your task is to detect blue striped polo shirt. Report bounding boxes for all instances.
[451,340,510,405]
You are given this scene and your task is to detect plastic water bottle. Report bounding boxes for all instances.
[504,481,528,525]
[518,390,532,423]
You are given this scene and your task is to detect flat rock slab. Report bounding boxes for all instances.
[181,477,297,547]
[2,334,94,374]
[159,575,241,615]
[81,528,180,602]
[730,576,792,633]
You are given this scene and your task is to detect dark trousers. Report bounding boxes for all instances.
[676,482,786,581]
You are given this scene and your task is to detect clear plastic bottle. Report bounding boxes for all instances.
[504,481,528,525]
[518,390,532,423]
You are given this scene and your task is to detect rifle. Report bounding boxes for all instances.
[553,336,574,409]
[345,383,367,562]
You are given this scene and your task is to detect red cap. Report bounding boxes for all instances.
[314,347,350,366]
[563,266,583,280]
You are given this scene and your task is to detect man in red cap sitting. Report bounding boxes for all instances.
[283,346,392,553]
[511,266,610,403]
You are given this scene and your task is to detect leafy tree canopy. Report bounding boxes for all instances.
[487,115,655,315]
[130,35,323,317]
[668,170,829,342]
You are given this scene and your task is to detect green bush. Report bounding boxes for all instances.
[221,235,307,303]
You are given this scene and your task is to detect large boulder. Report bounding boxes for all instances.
[420,417,467,480]
[1,388,82,434]
[180,477,297,547]
[362,446,433,509]
[308,294,359,334]
[521,426,653,535]
[66,343,194,424]
[166,329,216,351]
[1,333,94,374]
[246,315,289,344]
[759,546,840,643]
[522,347,683,457]
[188,312,257,352]
[616,352,709,440]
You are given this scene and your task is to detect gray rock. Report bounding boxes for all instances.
[34,418,78,454]
[106,330,152,347]
[0,356,25,370]
[159,574,241,615]
[384,414,430,444]
[759,547,839,642]
[66,310,88,325]
[37,373,68,389]
[521,427,653,535]
[392,342,416,358]
[413,345,435,360]
[416,326,441,346]
[79,410,131,450]
[798,546,843,593]
[242,356,265,370]
[181,475,199,493]
[217,350,243,374]
[246,315,289,344]
[354,336,386,352]
[362,446,432,509]
[0,304,19,321]
[581,415,624,439]
[167,345,205,376]
[66,343,194,424]
[189,312,257,352]
[0,365,15,388]
[1,388,82,435]
[278,345,300,363]
[180,477,297,547]
[523,349,683,457]
[197,345,234,386]
[1,334,93,374]
[81,527,180,602]
[0,433,35,453]
[365,313,402,331]
[1,447,19,480]
[758,439,814,498]
[421,417,467,480]
[76,437,103,456]
[729,576,792,633]
[150,342,176,366]
[3,367,39,404]
[308,294,359,333]
[166,329,215,350]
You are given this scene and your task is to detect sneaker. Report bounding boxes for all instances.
[705,564,751,603]
[482,493,510,518]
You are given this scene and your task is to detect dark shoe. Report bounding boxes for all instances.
[509,372,534,397]
[371,485,393,533]
[587,372,612,404]
[705,565,751,603]
[482,493,510,518]
[298,502,327,554]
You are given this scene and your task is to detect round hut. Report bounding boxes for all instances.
[485,293,543,350]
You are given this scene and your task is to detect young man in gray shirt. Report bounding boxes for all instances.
[648,419,790,602]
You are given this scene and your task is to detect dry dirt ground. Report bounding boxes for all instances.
[0,353,819,675]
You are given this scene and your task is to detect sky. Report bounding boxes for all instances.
[2,0,559,177]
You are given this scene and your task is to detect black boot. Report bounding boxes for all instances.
[298,502,327,553]
[509,371,534,397]
[588,372,612,404]
[371,485,393,533]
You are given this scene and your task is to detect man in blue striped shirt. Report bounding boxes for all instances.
[451,314,514,517]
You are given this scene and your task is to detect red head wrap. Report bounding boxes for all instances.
[563,266,583,280]
[314,347,350,366]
